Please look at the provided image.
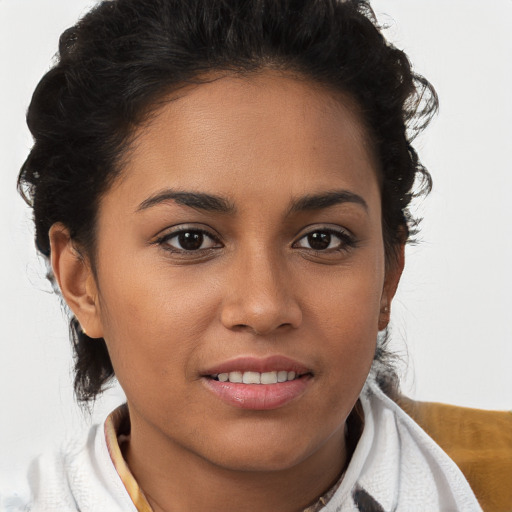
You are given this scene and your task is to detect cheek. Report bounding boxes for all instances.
[298,257,384,376]
[301,256,384,332]
[95,259,222,388]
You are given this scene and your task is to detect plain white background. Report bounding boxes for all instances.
[1,0,511,479]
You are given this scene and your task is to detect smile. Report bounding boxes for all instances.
[202,356,312,410]
[210,370,301,384]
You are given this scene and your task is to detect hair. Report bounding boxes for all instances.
[18,0,438,404]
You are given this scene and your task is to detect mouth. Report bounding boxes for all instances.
[201,356,313,410]
[208,370,309,384]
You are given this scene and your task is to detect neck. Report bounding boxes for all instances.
[124,409,350,512]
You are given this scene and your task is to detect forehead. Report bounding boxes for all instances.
[109,71,380,213]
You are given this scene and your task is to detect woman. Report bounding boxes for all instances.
[1,0,509,510]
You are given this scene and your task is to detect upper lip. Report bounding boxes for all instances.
[202,355,312,376]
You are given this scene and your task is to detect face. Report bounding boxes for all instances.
[59,72,400,474]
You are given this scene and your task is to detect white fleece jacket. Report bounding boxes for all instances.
[0,377,483,512]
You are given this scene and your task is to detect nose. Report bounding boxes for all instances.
[220,248,302,336]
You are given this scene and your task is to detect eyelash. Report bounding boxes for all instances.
[292,227,357,253]
[154,226,356,254]
[155,228,222,253]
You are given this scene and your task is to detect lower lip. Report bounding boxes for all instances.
[203,376,311,410]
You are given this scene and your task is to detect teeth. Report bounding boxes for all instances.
[261,371,278,384]
[229,371,243,383]
[277,370,288,382]
[242,371,261,384]
[213,370,302,384]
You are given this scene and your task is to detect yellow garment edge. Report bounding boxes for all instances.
[399,397,512,512]
[106,400,512,512]
[104,406,153,512]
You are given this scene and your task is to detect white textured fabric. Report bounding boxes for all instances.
[323,379,483,511]
[1,377,482,512]
[1,425,137,512]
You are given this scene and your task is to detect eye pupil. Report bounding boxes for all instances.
[308,232,331,250]
[178,231,204,250]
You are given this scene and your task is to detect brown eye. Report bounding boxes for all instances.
[159,229,220,252]
[177,231,204,251]
[294,228,355,252]
[307,232,331,250]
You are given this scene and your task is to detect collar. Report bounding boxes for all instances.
[103,403,361,512]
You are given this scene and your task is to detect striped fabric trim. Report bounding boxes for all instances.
[103,403,358,512]
[104,405,153,512]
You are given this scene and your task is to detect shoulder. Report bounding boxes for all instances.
[343,381,483,511]
[398,396,512,512]
[0,433,88,512]
[0,423,136,512]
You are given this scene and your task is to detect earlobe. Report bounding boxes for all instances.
[378,243,405,331]
[49,223,104,339]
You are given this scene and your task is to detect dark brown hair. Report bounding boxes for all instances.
[18,0,437,403]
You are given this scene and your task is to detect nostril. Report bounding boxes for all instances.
[230,321,296,337]
[221,301,302,335]
[220,287,302,334]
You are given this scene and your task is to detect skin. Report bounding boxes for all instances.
[50,71,403,512]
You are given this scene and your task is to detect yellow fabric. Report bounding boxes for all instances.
[103,404,347,512]
[399,397,512,512]
[104,400,512,512]
[104,405,153,512]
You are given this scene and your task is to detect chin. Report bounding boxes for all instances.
[209,447,310,474]
[199,424,337,474]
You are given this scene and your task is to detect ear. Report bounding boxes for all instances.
[49,223,104,339]
[378,243,405,331]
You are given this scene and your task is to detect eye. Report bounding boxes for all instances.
[293,228,355,252]
[157,228,221,252]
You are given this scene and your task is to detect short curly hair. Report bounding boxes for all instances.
[18,0,437,403]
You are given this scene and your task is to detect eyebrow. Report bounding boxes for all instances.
[136,188,367,215]
[137,190,236,214]
[287,190,368,214]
